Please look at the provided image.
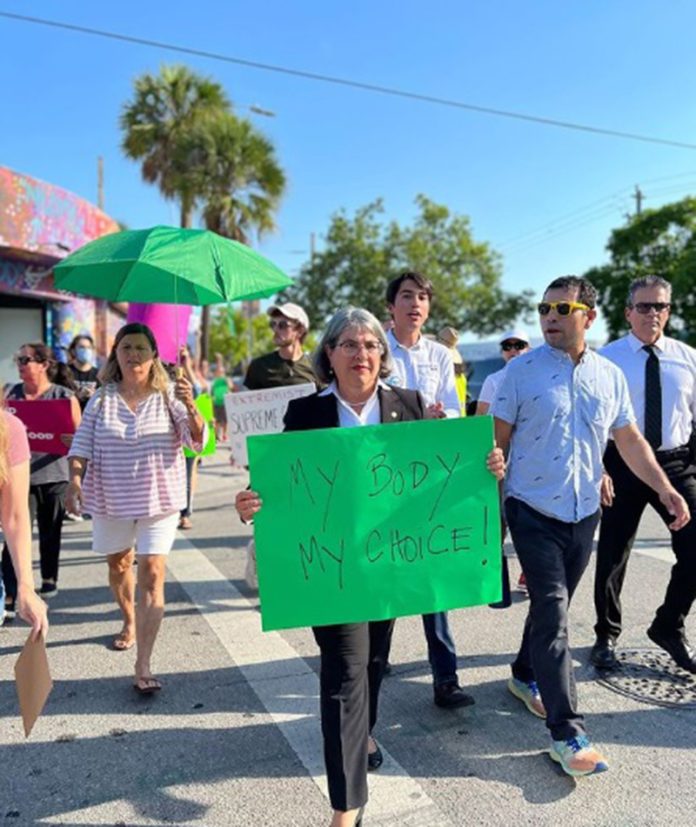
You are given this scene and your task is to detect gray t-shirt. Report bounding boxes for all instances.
[6,383,74,485]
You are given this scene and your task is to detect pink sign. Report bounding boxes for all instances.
[127,304,193,364]
[5,399,74,456]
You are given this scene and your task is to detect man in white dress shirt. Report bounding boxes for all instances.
[384,271,472,709]
[591,275,696,673]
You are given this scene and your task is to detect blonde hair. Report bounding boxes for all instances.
[0,387,9,487]
[99,323,170,393]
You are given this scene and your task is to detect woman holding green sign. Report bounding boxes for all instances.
[236,307,505,827]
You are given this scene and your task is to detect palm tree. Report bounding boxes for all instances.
[120,64,229,227]
[198,114,286,243]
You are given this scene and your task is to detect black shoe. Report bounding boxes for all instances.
[647,625,696,673]
[590,637,617,670]
[433,682,475,709]
[367,741,383,771]
[38,581,58,597]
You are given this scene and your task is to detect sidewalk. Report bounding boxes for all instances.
[1,447,695,826]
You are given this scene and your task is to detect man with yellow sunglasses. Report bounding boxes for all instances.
[491,275,690,778]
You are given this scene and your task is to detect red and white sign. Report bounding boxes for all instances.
[5,399,74,456]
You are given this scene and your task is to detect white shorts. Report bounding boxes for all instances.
[91,512,179,556]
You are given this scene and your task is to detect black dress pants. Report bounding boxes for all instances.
[594,442,696,641]
[506,498,600,741]
[312,618,394,811]
[2,481,67,600]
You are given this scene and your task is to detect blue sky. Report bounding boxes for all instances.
[2,1,696,342]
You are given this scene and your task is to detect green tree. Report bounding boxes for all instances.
[120,64,229,227]
[196,114,287,242]
[585,197,696,345]
[284,195,533,333]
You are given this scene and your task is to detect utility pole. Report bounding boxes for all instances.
[633,184,643,215]
[97,156,104,210]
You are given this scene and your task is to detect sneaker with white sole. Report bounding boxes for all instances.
[507,677,546,718]
[549,734,609,777]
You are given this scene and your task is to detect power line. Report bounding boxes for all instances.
[3,10,696,151]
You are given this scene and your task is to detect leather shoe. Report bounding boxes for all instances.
[367,741,383,771]
[590,637,617,670]
[433,682,475,709]
[647,625,696,673]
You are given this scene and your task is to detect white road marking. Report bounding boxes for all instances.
[167,535,451,826]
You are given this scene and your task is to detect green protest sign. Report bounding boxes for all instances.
[183,393,216,457]
[248,416,501,631]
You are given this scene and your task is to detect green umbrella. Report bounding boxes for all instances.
[53,225,292,305]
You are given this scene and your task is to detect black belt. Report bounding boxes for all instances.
[655,444,691,461]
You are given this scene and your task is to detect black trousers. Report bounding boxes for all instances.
[507,497,600,741]
[594,442,696,641]
[312,619,394,811]
[2,481,67,600]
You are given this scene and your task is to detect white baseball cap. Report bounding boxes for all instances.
[499,328,530,345]
[267,302,309,330]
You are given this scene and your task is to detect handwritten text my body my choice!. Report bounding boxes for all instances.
[289,450,489,590]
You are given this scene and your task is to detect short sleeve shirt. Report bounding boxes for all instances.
[491,344,635,522]
[244,351,317,390]
[4,411,30,466]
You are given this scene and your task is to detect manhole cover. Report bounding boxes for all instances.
[595,647,696,708]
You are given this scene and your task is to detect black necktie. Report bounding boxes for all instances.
[643,345,662,450]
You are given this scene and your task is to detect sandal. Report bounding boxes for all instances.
[111,632,136,651]
[178,516,192,530]
[133,677,162,695]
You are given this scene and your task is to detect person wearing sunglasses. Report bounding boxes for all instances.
[475,329,531,416]
[1,343,81,612]
[491,275,689,778]
[243,303,318,390]
[591,275,696,674]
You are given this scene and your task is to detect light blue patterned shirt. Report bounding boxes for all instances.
[491,343,635,523]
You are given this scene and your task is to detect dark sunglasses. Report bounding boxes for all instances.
[630,302,670,314]
[269,319,295,331]
[501,341,527,352]
[14,355,44,366]
[537,300,590,316]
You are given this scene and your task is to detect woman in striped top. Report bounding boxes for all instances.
[67,323,205,695]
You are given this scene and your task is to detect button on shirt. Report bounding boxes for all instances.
[386,329,460,417]
[600,332,696,451]
[491,344,635,522]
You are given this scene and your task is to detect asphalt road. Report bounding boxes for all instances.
[1,448,695,826]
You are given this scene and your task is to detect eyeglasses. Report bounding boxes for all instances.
[501,341,527,352]
[269,319,295,331]
[630,302,671,314]
[537,301,591,316]
[14,355,43,366]
[335,340,384,356]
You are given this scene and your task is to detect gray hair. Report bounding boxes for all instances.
[313,307,394,385]
[627,275,672,306]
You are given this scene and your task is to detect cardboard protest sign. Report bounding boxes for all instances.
[183,393,216,457]
[15,632,53,737]
[248,416,501,631]
[5,399,74,455]
[225,383,316,465]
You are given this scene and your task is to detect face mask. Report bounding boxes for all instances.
[75,346,93,363]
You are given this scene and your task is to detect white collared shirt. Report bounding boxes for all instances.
[318,380,388,427]
[600,332,696,450]
[385,329,460,417]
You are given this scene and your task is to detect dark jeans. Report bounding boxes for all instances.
[506,497,600,741]
[595,442,696,641]
[422,612,458,686]
[180,455,196,519]
[312,619,394,811]
[2,481,67,601]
